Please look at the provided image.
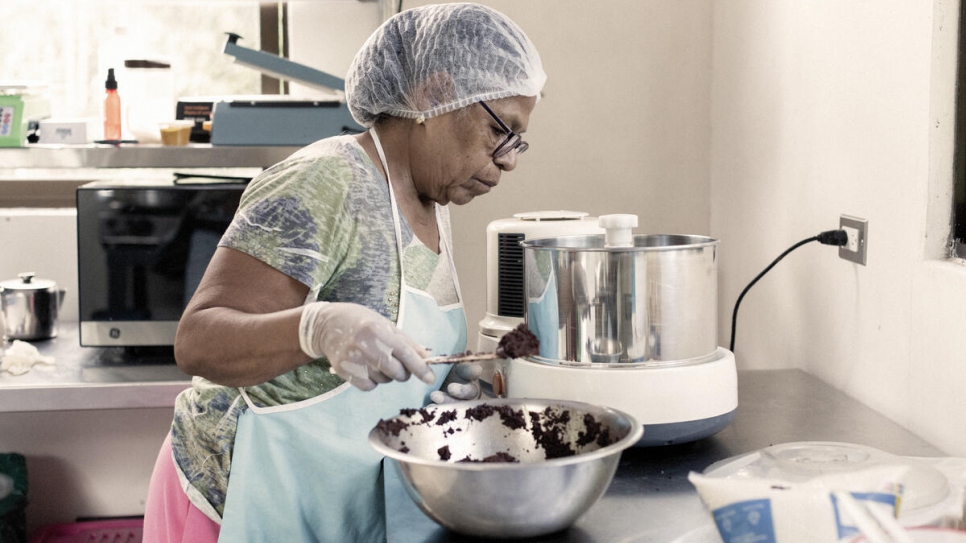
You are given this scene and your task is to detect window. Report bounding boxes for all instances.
[1,0,265,121]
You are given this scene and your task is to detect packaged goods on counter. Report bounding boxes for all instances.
[689,466,907,543]
[689,441,966,543]
[0,84,51,147]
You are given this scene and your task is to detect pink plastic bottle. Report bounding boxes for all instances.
[103,69,122,141]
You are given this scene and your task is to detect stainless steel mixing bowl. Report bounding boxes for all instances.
[369,398,643,538]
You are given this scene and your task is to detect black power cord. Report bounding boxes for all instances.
[729,229,849,352]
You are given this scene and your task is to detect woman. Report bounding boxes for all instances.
[142,3,546,542]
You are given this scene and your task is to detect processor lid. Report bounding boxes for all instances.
[512,210,589,221]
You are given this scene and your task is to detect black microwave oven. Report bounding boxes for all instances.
[76,178,247,347]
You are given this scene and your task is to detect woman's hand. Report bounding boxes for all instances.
[299,301,436,391]
[429,362,483,404]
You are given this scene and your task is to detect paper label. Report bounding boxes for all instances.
[712,498,776,543]
[0,106,14,136]
[831,491,900,540]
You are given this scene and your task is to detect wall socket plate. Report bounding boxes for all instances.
[839,215,868,265]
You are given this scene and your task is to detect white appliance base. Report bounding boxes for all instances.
[505,348,738,447]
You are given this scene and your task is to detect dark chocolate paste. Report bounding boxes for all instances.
[458,452,519,463]
[376,402,616,463]
[435,410,458,426]
[496,323,540,359]
[438,445,452,461]
[376,418,410,437]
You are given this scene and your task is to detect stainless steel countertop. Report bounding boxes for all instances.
[385,369,946,543]
[0,326,190,412]
[0,144,300,169]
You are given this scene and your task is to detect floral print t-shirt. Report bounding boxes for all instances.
[168,135,458,522]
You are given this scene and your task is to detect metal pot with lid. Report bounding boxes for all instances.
[0,272,66,341]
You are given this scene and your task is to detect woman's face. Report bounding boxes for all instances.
[410,95,538,206]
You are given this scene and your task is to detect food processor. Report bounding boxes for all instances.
[485,213,738,446]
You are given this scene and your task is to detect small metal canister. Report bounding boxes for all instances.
[0,272,66,341]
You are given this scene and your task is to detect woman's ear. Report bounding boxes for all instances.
[413,71,457,111]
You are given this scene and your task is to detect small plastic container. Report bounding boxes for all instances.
[158,120,193,146]
[123,59,174,143]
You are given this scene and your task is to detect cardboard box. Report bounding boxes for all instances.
[176,97,214,143]
[38,118,98,144]
[0,93,51,147]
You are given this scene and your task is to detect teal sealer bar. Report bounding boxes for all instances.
[222,33,346,93]
[213,33,363,145]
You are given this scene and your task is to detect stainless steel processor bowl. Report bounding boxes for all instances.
[522,233,718,365]
[369,398,643,538]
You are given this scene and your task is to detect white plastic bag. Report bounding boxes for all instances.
[0,340,55,376]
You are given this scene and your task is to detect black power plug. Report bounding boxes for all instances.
[730,229,848,352]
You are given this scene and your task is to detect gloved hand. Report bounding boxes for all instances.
[299,301,435,391]
[429,362,483,404]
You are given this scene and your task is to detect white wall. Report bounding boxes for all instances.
[286,1,385,100]
[710,0,966,456]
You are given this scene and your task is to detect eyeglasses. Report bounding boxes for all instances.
[478,101,529,158]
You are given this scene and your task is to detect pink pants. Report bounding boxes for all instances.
[143,432,221,543]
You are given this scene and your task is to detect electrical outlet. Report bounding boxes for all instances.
[839,215,868,265]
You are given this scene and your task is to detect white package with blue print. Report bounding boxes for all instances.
[689,466,910,543]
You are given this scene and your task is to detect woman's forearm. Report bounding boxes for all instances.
[174,305,310,387]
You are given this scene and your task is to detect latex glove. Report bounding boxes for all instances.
[429,362,483,404]
[299,301,435,391]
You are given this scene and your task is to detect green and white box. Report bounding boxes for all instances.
[0,92,52,147]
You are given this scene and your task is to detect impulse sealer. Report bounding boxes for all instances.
[209,33,364,146]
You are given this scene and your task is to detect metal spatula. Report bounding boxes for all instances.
[425,351,503,365]
[424,324,538,365]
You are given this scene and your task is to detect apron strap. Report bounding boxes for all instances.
[370,128,464,322]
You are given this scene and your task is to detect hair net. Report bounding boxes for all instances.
[345,3,546,128]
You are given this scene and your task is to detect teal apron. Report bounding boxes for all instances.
[217,130,467,543]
